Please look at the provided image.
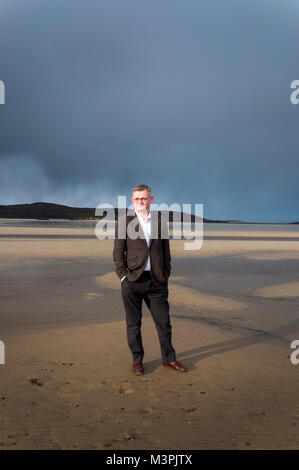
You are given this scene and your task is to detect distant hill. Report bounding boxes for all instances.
[0,202,294,224]
[0,202,96,220]
[0,201,212,222]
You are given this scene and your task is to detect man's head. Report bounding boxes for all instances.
[131,184,154,216]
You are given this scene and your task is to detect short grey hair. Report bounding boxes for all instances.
[132,184,152,194]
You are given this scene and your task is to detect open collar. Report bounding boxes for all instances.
[134,208,151,223]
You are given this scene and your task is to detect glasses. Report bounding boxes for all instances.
[132,197,151,202]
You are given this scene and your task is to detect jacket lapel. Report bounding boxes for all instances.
[128,212,156,247]
[128,213,148,248]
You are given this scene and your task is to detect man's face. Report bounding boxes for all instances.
[132,190,154,216]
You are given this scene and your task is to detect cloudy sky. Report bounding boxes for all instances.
[0,0,298,222]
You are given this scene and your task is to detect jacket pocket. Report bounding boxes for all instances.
[127,255,138,268]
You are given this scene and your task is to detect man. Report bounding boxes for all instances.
[113,184,187,375]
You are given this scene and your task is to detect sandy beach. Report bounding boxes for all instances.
[1,221,299,449]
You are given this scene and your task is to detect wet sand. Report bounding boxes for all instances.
[1,222,299,449]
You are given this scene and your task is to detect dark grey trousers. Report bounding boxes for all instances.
[121,271,176,363]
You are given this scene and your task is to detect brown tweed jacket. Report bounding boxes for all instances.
[113,211,171,286]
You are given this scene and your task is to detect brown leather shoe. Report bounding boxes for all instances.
[163,360,187,372]
[131,362,144,375]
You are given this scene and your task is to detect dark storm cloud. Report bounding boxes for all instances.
[0,0,298,221]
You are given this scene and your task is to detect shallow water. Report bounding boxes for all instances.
[1,218,299,232]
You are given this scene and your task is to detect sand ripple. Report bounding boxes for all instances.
[95,272,246,312]
[254,281,299,298]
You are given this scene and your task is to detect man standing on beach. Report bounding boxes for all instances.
[113,184,187,375]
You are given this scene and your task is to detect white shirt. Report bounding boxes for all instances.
[136,209,151,271]
[121,209,151,282]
